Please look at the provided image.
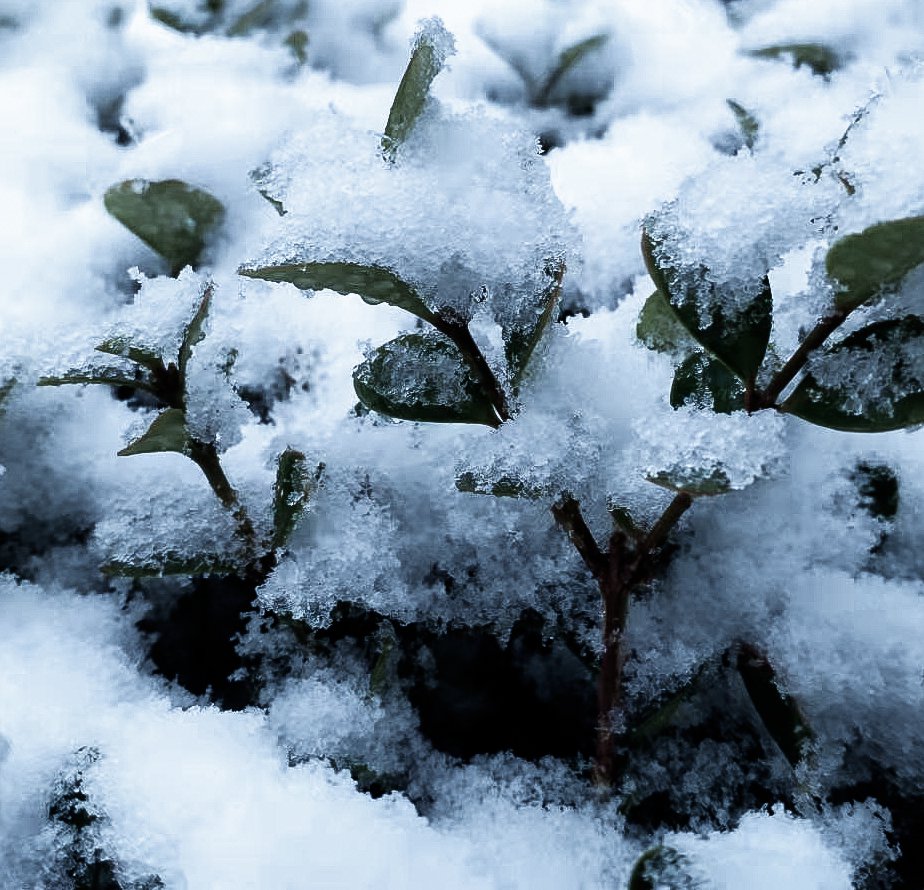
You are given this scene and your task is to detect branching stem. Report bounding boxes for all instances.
[552,492,693,785]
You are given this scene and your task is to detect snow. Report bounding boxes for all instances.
[1,0,923,885]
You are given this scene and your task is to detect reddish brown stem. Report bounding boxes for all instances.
[752,310,847,410]
[552,492,694,786]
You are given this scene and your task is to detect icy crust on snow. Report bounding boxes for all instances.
[247,105,574,355]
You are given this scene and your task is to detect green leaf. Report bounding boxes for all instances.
[455,471,543,499]
[747,43,846,77]
[825,216,924,312]
[178,282,214,382]
[642,231,772,383]
[284,29,309,65]
[737,643,813,768]
[607,502,643,540]
[353,331,498,426]
[104,179,225,276]
[382,20,454,159]
[102,553,239,577]
[782,316,924,432]
[726,99,759,150]
[505,258,565,387]
[628,846,700,890]
[636,289,694,355]
[150,6,203,33]
[670,352,746,414]
[534,33,608,107]
[96,337,166,373]
[0,378,15,412]
[118,408,189,457]
[647,466,732,497]
[37,364,157,393]
[225,0,274,36]
[240,261,438,325]
[272,448,322,549]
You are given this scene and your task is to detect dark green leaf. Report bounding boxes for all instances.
[636,289,694,355]
[747,43,846,77]
[102,553,239,577]
[535,33,608,107]
[505,258,565,386]
[104,179,225,276]
[96,337,166,373]
[726,99,759,150]
[285,29,309,65]
[118,408,189,456]
[0,378,15,412]
[647,466,732,497]
[670,352,746,414]
[455,471,543,498]
[353,331,498,426]
[38,365,157,393]
[150,6,203,33]
[225,0,274,36]
[382,22,454,159]
[240,261,438,324]
[783,316,924,432]
[628,846,700,890]
[825,216,924,312]
[642,230,772,383]
[737,643,813,768]
[178,282,214,382]
[272,448,322,549]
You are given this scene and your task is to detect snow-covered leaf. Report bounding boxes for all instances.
[648,466,733,497]
[96,337,167,373]
[783,316,924,432]
[118,408,190,457]
[736,644,814,769]
[102,554,239,577]
[747,43,846,77]
[178,282,213,382]
[534,33,609,107]
[104,179,225,276]
[826,216,924,312]
[636,289,694,356]
[353,331,498,426]
[455,471,544,499]
[628,845,700,890]
[37,364,156,393]
[670,352,745,414]
[272,448,321,549]
[642,231,772,383]
[240,262,438,325]
[726,99,759,151]
[505,258,564,386]
[382,18,455,159]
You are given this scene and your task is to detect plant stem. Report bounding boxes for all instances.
[434,319,511,425]
[552,492,693,786]
[188,440,258,549]
[752,309,847,409]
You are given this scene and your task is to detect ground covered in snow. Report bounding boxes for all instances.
[1,0,924,887]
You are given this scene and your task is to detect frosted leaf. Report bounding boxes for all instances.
[104,269,211,367]
[243,105,574,373]
[646,154,838,292]
[784,316,924,432]
[635,407,786,493]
